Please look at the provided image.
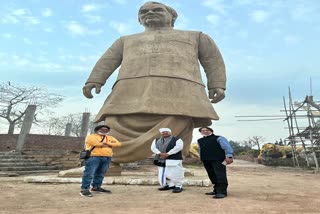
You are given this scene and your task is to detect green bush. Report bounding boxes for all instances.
[238,149,259,158]
[229,140,251,155]
[246,149,260,158]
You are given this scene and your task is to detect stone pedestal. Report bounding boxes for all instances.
[58,162,122,177]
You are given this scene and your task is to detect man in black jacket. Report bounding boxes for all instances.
[197,127,233,199]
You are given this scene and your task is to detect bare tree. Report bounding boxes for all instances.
[65,113,83,137]
[40,116,65,136]
[0,82,63,134]
[38,113,96,136]
[243,136,265,151]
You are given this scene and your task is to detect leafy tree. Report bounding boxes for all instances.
[229,140,251,155]
[0,82,63,134]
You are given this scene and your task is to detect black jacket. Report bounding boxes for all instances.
[197,134,225,161]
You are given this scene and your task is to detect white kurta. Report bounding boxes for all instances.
[151,138,185,187]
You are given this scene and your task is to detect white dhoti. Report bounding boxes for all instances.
[158,160,184,188]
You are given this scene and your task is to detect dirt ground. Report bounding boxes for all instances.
[0,160,319,214]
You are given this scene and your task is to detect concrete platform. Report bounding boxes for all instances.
[22,164,211,186]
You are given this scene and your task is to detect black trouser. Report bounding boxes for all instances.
[202,160,228,194]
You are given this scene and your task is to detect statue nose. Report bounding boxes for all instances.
[146,10,155,14]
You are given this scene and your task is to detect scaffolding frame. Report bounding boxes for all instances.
[283,88,320,172]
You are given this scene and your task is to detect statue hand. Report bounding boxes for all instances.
[209,88,225,103]
[82,83,102,99]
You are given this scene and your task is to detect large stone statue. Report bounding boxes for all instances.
[83,1,226,163]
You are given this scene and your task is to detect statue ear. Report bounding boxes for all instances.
[171,16,177,27]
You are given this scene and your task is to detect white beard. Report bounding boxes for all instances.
[97,132,107,135]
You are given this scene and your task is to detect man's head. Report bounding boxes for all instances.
[199,127,213,136]
[138,1,178,27]
[159,127,172,138]
[94,125,110,135]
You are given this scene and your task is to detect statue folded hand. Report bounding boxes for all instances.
[83,83,102,99]
[209,88,225,103]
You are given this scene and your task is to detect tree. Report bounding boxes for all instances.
[0,82,63,134]
[229,140,251,155]
[38,113,96,136]
[40,115,65,136]
[243,136,265,151]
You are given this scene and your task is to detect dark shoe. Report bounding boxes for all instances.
[91,187,111,193]
[172,187,183,193]
[158,185,175,191]
[205,191,216,195]
[213,193,226,199]
[80,190,93,197]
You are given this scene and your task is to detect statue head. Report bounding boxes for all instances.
[138,1,178,27]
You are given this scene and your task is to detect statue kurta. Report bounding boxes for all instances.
[83,1,226,163]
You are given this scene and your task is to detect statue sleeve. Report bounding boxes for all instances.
[198,33,226,90]
[86,38,123,86]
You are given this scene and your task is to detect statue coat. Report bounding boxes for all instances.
[86,29,226,127]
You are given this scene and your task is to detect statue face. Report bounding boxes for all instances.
[138,3,172,27]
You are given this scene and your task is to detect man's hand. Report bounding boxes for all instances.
[159,153,169,159]
[102,144,111,148]
[82,83,102,99]
[209,88,225,103]
[225,157,233,165]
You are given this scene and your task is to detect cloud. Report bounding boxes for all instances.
[237,30,248,39]
[11,55,31,65]
[24,16,40,25]
[202,0,229,14]
[0,53,71,73]
[112,0,128,4]
[1,33,15,39]
[44,27,54,32]
[206,14,220,26]
[84,14,103,24]
[41,8,53,17]
[65,21,87,35]
[1,8,40,25]
[249,10,268,23]
[81,4,101,12]
[57,54,99,63]
[174,13,189,29]
[1,15,19,23]
[291,4,314,21]
[284,35,299,45]
[64,20,103,36]
[12,9,28,16]
[23,38,32,45]
[70,65,89,72]
[109,21,132,34]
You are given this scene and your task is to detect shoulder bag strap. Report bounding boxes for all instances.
[90,135,106,151]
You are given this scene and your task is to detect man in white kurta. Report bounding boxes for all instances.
[151,128,184,193]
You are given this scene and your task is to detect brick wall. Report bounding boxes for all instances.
[0,134,84,151]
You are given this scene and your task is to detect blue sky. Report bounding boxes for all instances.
[1,0,320,143]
